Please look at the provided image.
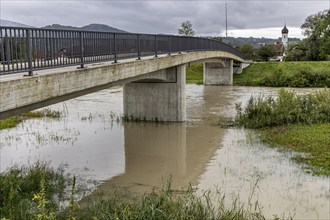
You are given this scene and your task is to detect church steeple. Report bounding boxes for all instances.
[282,25,289,34]
[281,24,289,54]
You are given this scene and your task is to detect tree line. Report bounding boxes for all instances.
[238,9,330,61]
[178,9,330,62]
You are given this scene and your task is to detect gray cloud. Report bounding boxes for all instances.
[1,0,328,37]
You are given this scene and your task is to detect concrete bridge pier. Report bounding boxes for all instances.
[123,65,186,122]
[203,59,233,85]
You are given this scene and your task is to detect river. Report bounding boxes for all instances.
[0,85,329,219]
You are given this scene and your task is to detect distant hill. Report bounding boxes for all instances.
[43,24,79,30]
[42,23,127,33]
[81,24,126,33]
[0,19,34,28]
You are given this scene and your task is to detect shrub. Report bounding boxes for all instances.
[0,162,68,219]
[234,89,330,128]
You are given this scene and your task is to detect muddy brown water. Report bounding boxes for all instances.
[0,85,329,219]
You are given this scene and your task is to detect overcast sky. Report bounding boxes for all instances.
[1,0,329,39]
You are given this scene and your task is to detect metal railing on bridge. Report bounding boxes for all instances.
[0,26,244,76]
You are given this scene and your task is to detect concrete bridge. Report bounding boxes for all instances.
[0,26,247,121]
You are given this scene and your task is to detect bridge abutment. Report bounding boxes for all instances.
[123,65,186,122]
[203,59,233,85]
[233,62,243,74]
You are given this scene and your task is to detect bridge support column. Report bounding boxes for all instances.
[123,65,186,122]
[203,59,233,85]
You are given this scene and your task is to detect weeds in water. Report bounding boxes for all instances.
[20,108,63,119]
[80,111,168,124]
[0,107,65,130]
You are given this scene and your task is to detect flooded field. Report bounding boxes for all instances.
[0,85,329,219]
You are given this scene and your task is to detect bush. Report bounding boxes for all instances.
[0,162,68,219]
[234,89,330,128]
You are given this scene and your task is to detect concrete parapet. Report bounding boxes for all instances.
[123,65,186,122]
[203,59,233,85]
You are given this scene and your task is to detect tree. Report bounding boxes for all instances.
[301,9,330,60]
[284,42,308,61]
[178,21,195,36]
[257,45,276,61]
[238,44,255,60]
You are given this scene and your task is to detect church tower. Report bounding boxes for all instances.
[281,24,289,54]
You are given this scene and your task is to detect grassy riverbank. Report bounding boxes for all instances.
[234,61,330,87]
[186,63,203,84]
[186,61,330,87]
[234,89,330,176]
[0,164,266,220]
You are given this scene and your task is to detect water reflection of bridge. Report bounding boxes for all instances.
[86,120,225,198]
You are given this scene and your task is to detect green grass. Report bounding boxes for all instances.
[186,63,203,84]
[67,187,264,220]
[0,164,268,220]
[186,61,330,87]
[234,61,330,87]
[234,89,330,176]
[0,108,63,130]
[0,162,68,219]
[260,124,330,176]
[0,117,23,130]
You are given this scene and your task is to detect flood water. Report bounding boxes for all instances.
[0,85,329,219]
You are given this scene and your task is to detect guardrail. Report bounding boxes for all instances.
[0,26,244,76]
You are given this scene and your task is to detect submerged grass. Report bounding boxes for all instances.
[0,108,63,130]
[260,124,330,176]
[0,117,22,130]
[234,89,330,176]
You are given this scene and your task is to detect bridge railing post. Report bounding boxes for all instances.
[26,29,33,76]
[179,36,182,54]
[113,33,117,63]
[79,31,84,68]
[137,34,141,60]
[168,36,171,55]
[154,35,158,58]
